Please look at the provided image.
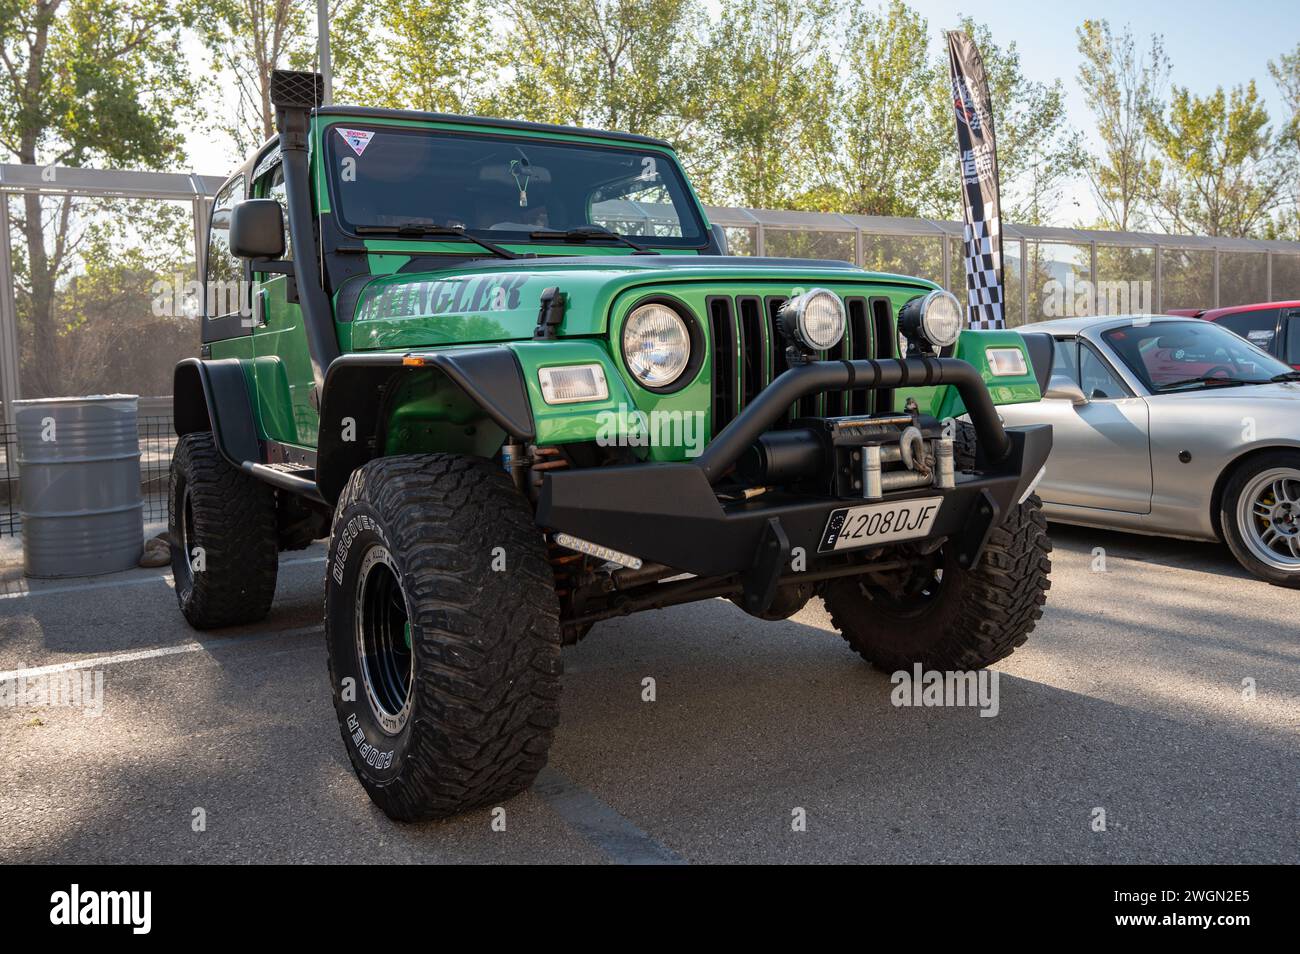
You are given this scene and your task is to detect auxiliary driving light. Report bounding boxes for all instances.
[778,288,845,352]
[899,290,963,352]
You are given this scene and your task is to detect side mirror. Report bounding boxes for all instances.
[710,223,730,255]
[1044,374,1088,405]
[229,199,286,259]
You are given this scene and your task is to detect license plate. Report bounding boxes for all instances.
[818,497,943,552]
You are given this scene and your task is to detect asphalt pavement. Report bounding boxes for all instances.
[1,524,1295,864]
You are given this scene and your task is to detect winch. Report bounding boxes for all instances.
[736,401,957,499]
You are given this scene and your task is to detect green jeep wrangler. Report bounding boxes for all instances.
[171,70,1053,821]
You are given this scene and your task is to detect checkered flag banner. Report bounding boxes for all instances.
[947,32,1006,330]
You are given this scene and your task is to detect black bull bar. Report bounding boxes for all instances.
[535,357,1052,603]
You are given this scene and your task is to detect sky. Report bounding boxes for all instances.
[907,0,1298,224]
[181,0,1299,227]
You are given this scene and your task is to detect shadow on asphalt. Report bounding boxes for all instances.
[10,584,1293,864]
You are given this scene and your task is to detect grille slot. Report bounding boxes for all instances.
[870,297,895,413]
[847,297,872,415]
[707,296,738,438]
[737,296,765,412]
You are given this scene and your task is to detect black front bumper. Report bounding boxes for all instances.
[534,357,1051,582]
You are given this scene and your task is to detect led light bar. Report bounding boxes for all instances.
[538,364,609,404]
[552,532,643,570]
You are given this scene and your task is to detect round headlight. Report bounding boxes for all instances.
[779,288,845,351]
[622,302,691,388]
[900,290,963,351]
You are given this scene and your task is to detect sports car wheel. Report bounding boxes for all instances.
[1222,452,1300,588]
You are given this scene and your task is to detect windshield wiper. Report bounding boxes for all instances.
[355,222,517,260]
[529,225,660,255]
[1157,375,1254,391]
[1270,371,1300,382]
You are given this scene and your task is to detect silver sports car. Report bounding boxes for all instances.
[998,315,1300,587]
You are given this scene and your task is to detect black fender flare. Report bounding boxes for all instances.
[173,358,261,466]
[315,347,536,505]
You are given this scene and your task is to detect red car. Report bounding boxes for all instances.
[1169,301,1300,369]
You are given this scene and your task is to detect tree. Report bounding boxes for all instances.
[1269,43,1300,127]
[1075,19,1168,230]
[697,0,838,209]
[1146,82,1297,238]
[0,0,192,397]
[807,0,942,218]
[187,0,314,154]
[332,0,494,114]
[493,0,706,138]
[1267,43,1300,239]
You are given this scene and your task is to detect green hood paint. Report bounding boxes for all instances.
[347,257,934,349]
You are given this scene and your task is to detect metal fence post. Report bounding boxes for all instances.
[1212,249,1220,308]
[1154,246,1163,314]
[0,196,20,420]
[192,195,209,281]
[1019,238,1028,325]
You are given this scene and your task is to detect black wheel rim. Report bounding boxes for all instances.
[355,546,414,735]
[178,486,196,587]
[857,549,949,619]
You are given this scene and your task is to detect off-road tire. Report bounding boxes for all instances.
[1220,450,1300,589]
[169,432,279,629]
[325,453,562,822]
[823,493,1052,672]
[954,419,978,472]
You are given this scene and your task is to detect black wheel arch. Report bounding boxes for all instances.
[315,347,536,504]
[173,358,261,466]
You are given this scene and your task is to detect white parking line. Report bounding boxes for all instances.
[0,557,325,601]
[0,625,321,681]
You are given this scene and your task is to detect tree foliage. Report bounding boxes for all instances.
[0,0,193,398]
[1075,19,1168,230]
[1146,82,1296,238]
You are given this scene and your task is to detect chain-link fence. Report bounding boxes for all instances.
[0,418,18,536]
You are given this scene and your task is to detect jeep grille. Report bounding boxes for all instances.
[707,294,896,436]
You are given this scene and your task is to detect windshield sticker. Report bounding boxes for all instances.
[338,128,374,156]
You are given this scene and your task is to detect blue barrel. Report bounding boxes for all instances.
[14,395,144,578]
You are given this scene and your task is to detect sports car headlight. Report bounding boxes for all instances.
[778,288,845,352]
[622,302,691,388]
[899,290,963,351]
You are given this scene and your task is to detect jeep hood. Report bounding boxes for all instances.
[343,255,933,351]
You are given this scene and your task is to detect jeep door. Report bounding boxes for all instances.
[1000,336,1153,513]
[250,152,319,448]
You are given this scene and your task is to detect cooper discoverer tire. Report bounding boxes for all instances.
[823,491,1052,672]
[169,432,279,628]
[325,453,562,822]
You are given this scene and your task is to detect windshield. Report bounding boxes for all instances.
[324,123,706,248]
[1102,320,1296,392]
